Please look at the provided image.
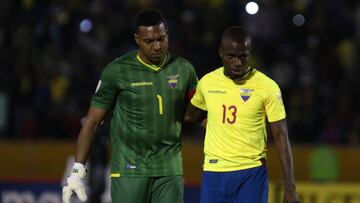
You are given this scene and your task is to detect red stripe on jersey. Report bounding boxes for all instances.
[186,89,196,101]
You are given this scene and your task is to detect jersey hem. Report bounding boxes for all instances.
[109,173,183,178]
[203,162,263,172]
[268,115,286,123]
[191,100,207,111]
[90,101,111,110]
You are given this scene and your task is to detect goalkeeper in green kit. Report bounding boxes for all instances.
[62,9,198,203]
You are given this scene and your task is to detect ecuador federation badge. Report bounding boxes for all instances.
[240,88,254,102]
[166,74,179,88]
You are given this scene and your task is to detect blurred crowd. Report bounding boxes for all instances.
[0,0,359,144]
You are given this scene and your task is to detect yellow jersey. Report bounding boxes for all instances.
[191,67,286,172]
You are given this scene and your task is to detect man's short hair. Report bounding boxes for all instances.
[135,9,166,31]
[221,26,251,44]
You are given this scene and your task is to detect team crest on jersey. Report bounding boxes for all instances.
[240,88,254,102]
[166,74,179,88]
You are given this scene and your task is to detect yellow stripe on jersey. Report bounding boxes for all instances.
[191,67,286,172]
[136,53,167,71]
[110,173,121,178]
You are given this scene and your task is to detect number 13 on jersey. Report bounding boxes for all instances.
[222,104,237,124]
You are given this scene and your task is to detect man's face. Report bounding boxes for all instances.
[219,38,251,79]
[135,22,168,65]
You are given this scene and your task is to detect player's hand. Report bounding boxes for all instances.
[62,163,87,203]
[283,191,300,203]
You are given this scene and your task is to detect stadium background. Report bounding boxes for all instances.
[0,0,359,202]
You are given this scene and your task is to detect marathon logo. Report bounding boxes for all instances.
[208,90,226,94]
[125,164,137,169]
[131,82,153,86]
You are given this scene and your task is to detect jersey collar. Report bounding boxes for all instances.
[136,53,167,71]
[222,66,254,81]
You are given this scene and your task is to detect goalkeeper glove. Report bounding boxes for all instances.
[62,163,87,203]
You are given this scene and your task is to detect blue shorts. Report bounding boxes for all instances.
[200,165,268,203]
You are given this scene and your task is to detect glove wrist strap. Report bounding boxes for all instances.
[71,162,86,179]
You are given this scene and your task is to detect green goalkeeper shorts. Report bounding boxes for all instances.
[111,176,184,203]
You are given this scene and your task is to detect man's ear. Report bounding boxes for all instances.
[218,47,223,59]
[134,33,139,45]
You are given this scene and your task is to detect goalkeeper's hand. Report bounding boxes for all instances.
[62,163,87,203]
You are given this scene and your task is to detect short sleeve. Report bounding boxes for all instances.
[91,63,119,110]
[191,78,207,111]
[265,85,286,122]
[186,62,198,91]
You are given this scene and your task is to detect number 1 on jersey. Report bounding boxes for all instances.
[156,95,163,115]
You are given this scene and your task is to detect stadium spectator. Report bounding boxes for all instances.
[0,1,359,143]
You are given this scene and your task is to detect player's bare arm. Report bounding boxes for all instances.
[184,103,207,123]
[75,106,107,164]
[63,106,107,203]
[269,119,300,203]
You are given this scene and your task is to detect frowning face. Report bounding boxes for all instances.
[135,22,168,65]
[219,38,251,79]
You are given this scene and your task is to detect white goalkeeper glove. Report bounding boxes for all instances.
[62,163,87,203]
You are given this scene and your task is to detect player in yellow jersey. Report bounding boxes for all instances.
[185,26,300,203]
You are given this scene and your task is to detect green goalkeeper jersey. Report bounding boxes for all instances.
[91,50,198,177]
